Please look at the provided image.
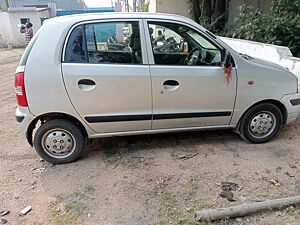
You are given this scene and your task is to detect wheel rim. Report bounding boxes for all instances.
[41,128,76,159]
[248,111,276,139]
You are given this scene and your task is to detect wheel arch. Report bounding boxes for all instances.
[26,112,88,147]
[236,99,288,131]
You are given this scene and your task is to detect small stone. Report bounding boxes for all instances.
[289,164,297,169]
[285,172,295,178]
[0,210,9,217]
[18,179,22,182]
[20,206,32,216]
[235,217,243,222]
[0,218,7,224]
[239,196,247,202]
[15,196,19,200]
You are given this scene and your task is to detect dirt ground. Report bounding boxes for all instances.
[1,48,300,225]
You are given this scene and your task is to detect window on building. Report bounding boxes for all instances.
[20,18,30,25]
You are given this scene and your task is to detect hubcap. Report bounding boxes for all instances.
[248,112,276,139]
[42,129,76,159]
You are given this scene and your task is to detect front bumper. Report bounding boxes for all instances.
[15,106,35,137]
[280,93,300,124]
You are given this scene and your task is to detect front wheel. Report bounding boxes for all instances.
[239,103,283,143]
[34,119,85,164]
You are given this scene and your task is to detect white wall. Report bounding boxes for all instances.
[0,10,49,47]
[0,12,14,47]
[220,37,300,79]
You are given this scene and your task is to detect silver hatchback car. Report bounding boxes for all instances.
[15,13,300,164]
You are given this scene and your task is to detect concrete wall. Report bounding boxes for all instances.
[0,10,49,47]
[220,37,300,79]
[0,12,13,47]
[149,0,190,18]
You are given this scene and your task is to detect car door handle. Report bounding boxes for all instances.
[162,80,180,92]
[163,80,179,86]
[78,79,96,91]
[78,79,96,86]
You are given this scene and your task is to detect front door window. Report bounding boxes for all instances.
[148,22,221,66]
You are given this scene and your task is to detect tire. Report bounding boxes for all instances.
[34,119,85,164]
[239,103,283,143]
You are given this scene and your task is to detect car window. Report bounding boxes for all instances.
[64,25,88,63]
[84,21,142,64]
[148,22,221,66]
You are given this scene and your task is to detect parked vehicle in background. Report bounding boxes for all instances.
[15,13,300,164]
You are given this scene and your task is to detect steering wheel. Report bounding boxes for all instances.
[184,47,202,65]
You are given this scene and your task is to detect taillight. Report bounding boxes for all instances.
[14,72,28,106]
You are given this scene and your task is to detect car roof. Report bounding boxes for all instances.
[44,12,205,31]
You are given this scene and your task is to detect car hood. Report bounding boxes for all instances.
[252,57,286,71]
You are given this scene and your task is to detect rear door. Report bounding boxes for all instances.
[62,19,152,133]
[145,20,236,129]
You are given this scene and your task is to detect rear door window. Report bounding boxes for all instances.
[64,21,143,64]
[84,21,142,64]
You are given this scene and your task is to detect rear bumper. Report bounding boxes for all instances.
[280,93,300,124]
[15,106,35,137]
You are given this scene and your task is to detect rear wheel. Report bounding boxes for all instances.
[239,103,283,143]
[34,119,84,164]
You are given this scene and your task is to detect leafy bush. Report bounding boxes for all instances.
[227,0,300,57]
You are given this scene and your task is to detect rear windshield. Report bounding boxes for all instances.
[19,29,40,66]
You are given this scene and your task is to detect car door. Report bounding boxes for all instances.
[62,19,152,133]
[145,20,236,130]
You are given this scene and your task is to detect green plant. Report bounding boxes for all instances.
[228,0,300,57]
[49,185,94,225]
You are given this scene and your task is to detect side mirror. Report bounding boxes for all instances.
[222,50,232,68]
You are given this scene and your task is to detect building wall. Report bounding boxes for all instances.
[0,10,49,47]
[149,0,190,18]
[0,12,13,47]
[149,0,272,26]
[1,0,87,10]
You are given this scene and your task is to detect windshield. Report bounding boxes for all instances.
[186,30,218,50]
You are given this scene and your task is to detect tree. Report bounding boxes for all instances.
[231,0,300,57]
[189,0,230,33]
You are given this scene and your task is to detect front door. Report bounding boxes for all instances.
[62,20,152,133]
[145,20,236,129]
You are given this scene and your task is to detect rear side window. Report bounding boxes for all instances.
[64,21,143,64]
[64,25,88,63]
